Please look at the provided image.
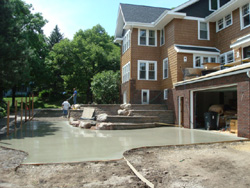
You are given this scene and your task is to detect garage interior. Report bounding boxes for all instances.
[194,86,238,134]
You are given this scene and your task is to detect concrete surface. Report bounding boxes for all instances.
[0,121,245,164]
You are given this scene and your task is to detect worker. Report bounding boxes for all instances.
[62,100,71,117]
[73,88,77,104]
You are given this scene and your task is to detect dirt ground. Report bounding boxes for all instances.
[124,141,250,188]
[0,110,250,188]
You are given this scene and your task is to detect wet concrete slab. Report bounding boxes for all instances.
[0,121,245,164]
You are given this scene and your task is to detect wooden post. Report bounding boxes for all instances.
[7,101,10,136]
[15,100,17,129]
[25,97,27,122]
[29,95,31,120]
[21,97,23,128]
[32,93,34,119]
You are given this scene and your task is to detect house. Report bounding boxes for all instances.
[114,0,250,138]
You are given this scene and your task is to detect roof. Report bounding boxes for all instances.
[175,45,220,55]
[120,3,170,23]
[205,0,249,22]
[175,63,250,87]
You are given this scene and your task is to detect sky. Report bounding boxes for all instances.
[24,0,187,39]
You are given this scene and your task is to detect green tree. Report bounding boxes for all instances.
[46,24,120,104]
[0,0,48,105]
[48,25,64,49]
[91,71,120,104]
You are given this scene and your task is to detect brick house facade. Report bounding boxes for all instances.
[115,0,250,138]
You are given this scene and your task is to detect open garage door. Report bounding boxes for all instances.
[192,85,237,132]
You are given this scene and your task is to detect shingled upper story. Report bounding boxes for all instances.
[114,0,250,138]
[115,0,250,105]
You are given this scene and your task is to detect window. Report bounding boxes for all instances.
[193,55,218,68]
[164,89,168,100]
[163,58,168,79]
[241,3,250,29]
[220,51,234,65]
[139,29,146,45]
[217,14,232,32]
[122,62,130,83]
[122,31,130,54]
[209,0,220,11]
[195,56,202,67]
[138,29,157,46]
[138,60,157,80]
[218,19,224,30]
[149,30,156,46]
[198,21,209,40]
[160,29,165,46]
[225,14,232,26]
[243,46,250,59]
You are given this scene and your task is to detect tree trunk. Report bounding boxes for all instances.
[12,85,16,108]
[86,81,92,103]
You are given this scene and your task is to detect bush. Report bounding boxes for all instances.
[0,101,7,118]
[38,89,51,102]
[38,89,65,102]
[91,70,120,104]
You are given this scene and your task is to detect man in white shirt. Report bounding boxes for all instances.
[62,100,71,117]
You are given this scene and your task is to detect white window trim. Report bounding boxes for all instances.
[216,13,233,32]
[137,60,157,81]
[193,54,218,68]
[160,28,165,46]
[138,29,157,47]
[209,0,220,11]
[240,3,250,30]
[141,89,149,104]
[220,50,235,65]
[122,30,130,54]
[163,58,168,79]
[164,89,168,100]
[198,21,210,40]
[122,62,130,83]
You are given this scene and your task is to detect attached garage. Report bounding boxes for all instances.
[174,63,250,139]
[192,85,237,130]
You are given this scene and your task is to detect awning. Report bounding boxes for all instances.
[174,45,220,55]
[230,34,250,49]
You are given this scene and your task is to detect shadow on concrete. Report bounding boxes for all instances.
[0,121,61,140]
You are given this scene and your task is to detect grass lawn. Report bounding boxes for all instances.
[4,97,62,109]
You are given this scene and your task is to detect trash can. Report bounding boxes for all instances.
[204,112,218,130]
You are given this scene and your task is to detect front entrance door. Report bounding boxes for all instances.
[141,90,149,104]
[123,91,127,104]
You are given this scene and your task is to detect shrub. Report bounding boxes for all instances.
[91,70,120,104]
[0,101,7,118]
[38,89,52,102]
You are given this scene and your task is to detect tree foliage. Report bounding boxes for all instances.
[46,24,120,103]
[0,0,120,106]
[48,25,64,49]
[0,0,48,103]
[91,71,120,104]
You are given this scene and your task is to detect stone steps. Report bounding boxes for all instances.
[131,110,174,124]
[105,115,159,123]
[109,122,156,130]
[130,104,168,111]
